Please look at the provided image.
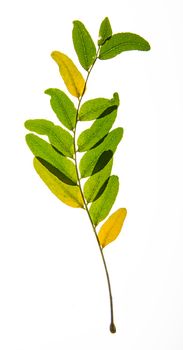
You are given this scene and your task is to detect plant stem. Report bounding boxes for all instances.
[73,49,116,334]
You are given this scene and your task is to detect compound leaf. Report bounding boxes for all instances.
[99,32,151,60]
[89,175,119,226]
[98,17,112,46]
[98,208,127,248]
[26,133,77,184]
[72,20,96,71]
[45,88,76,131]
[84,158,113,203]
[34,158,84,208]
[79,92,119,121]
[51,51,85,97]
[77,106,118,152]
[25,119,74,158]
[79,127,123,178]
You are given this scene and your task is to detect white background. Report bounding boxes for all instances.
[0,0,183,349]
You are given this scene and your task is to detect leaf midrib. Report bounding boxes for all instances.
[61,57,80,98]
[101,40,149,56]
[77,22,89,69]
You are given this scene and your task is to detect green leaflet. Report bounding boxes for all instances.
[48,125,74,158]
[98,17,112,46]
[25,119,74,158]
[79,92,119,121]
[45,88,77,131]
[77,107,118,152]
[89,175,119,226]
[79,127,123,178]
[26,133,77,184]
[24,119,54,134]
[34,158,84,208]
[72,20,96,71]
[84,158,113,203]
[99,32,151,60]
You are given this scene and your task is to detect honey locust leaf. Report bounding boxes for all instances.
[77,106,118,152]
[89,175,119,226]
[34,158,83,208]
[45,88,76,131]
[79,127,123,178]
[26,133,77,184]
[99,33,151,60]
[79,92,119,121]
[98,17,112,46]
[72,20,96,71]
[84,158,113,203]
[51,51,85,97]
[98,208,127,248]
[25,119,74,158]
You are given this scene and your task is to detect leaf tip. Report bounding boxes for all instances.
[146,41,151,51]
[113,92,120,106]
[44,88,51,96]
[73,20,79,25]
[51,50,62,63]
[51,50,56,59]
[24,120,29,129]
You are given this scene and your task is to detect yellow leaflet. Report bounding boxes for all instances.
[33,158,84,208]
[98,208,127,248]
[51,51,85,98]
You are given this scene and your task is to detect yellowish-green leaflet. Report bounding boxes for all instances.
[89,175,119,226]
[24,119,54,135]
[77,105,118,152]
[79,92,119,121]
[84,158,113,203]
[34,158,84,208]
[79,127,123,178]
[26,133,77,184]
[25,119,74,158]
[45,89,77,131]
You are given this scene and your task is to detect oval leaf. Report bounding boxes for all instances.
[77,107,118,152]
[84,158,113,203]
[99,33,151,60]
[25,119,74,158]
[45,88,76,131]
[51,51,85,98]
[98,17,112,46]
[48,125,74,158]
[24,119,54,135]
[72,20,96,71]
[89,175,119,226]
[79,127,123,178]
[79,92,119,121]
[98,208,127,248]
[34,158,83,208]
[26,133,77,184]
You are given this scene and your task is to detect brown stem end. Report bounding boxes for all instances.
[110,322,116,334]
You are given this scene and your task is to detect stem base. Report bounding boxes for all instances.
[110,323,116,333]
